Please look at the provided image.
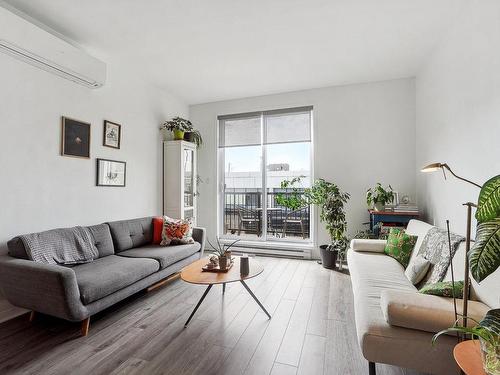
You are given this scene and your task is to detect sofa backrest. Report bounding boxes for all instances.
[107,217,154,252]
[7,223,115,259]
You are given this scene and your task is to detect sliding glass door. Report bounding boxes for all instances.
[218,107,312,244]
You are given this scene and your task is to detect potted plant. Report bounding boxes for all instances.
[432,174,500,374]
[366,183,394,211]
[206,237,239,270]
[432,310,499,375]
[277,178,350,269]
[160,117,193,140]
[184,129,203,148]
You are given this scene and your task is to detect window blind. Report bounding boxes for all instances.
[218,106,312,148]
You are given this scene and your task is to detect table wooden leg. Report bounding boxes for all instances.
[184,284,212,327]
[222,283,226,294]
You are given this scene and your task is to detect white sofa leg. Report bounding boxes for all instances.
[369,362,376,375]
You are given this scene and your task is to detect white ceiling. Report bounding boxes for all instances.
[3,0,464,104]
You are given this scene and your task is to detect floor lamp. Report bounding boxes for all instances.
[420,163,482,329]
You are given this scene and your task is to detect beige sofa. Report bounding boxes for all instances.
[347,219,499,375]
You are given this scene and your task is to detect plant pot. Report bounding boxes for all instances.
[184,131,194,142]
[373,202,384,211]
[319,245,338,270]
[218,256,228,270]
[480,338,500,375]
[172,129,185,140]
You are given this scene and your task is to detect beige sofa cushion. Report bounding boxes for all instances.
[350,239,386,253]
[380,290,490,334]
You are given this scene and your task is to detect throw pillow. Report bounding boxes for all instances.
[160,216,194,246]
[404,254,431,285]
[412,227,464,285]
[419,280,464,298]
[384,228,418,268]
[152,216,164,245]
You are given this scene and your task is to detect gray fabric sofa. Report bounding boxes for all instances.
[0,217,206,335]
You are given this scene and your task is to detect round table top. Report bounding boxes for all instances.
[453,340,486,375]
[181,256,264,285]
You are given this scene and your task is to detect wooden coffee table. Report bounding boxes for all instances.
[180,256,271,327]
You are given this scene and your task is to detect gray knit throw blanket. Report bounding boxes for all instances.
[20,226,98,265]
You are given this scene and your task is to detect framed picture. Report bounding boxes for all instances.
[103,120,121,149]
[96,158,126,187]
[61,117,91,158]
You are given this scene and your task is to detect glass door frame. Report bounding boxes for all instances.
[217,108,314,245]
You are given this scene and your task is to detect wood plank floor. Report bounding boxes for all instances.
[0,257,427,375]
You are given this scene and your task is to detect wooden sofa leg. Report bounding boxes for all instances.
[29,311,36,322]
[81,317,90,336]
[369,361,376,375]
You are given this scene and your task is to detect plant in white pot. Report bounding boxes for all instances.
[366,183,394,211]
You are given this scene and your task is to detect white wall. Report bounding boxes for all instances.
[416,0,500,233]
[0,53,187,253]
[415,0,500,307]
[190,78,416,257]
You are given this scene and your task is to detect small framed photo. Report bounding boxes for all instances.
[61,117,91,158]
[103,120,121,149]
[96,158,126,187]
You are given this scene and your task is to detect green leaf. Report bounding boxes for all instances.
[469,219,500,282]
[476,175,500,222]
[479,308,500,336]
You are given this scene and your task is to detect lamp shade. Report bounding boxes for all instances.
[421,162,444,172]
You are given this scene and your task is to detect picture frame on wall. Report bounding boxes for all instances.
[103,120,121,149]
[96,158,126,187]
[61,116,91,158]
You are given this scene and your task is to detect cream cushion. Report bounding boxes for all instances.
[350,239,386,253]
[380,289,490,334]
[404,254,430,284]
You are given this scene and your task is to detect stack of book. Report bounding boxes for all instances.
[394,204,419,213]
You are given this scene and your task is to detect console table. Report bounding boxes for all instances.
[368,209,420,235]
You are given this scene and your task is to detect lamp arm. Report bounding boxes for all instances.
[442,164,482,188]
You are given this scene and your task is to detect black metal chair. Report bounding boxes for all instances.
[237,206,260,236]
[282,207,308,239]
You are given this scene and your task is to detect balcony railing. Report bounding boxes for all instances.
[223,189,310,240]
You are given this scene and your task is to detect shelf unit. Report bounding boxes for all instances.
[163,140,197,223]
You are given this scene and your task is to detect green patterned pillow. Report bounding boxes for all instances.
[419,281,464,298]
[384,228,417,268]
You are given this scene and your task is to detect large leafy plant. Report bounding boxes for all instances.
[469,174,500,282]
[276,178,350,250]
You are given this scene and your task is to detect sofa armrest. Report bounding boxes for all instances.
[380,289,490,335]
[350,239,387,253]
[192,227,206,257]
[0,255,86,321]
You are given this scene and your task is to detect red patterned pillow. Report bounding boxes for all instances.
[160,216,194,246]
[152,216,164,244]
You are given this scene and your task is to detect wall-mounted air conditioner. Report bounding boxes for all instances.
[0,6,106,88]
